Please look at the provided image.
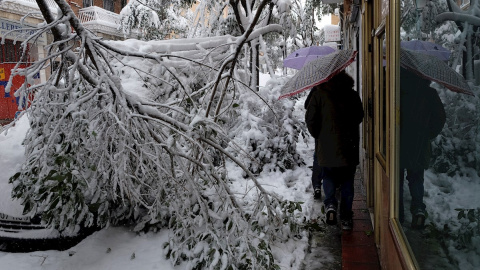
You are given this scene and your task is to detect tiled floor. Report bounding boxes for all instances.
[341,174,381,269]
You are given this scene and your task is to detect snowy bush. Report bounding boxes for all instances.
[431,85,480,176]
[227,76,305,175]
[423,84,480,267]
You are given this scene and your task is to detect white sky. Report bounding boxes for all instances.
[318,13,332,28]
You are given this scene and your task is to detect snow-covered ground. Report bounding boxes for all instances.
[0,73,326,270]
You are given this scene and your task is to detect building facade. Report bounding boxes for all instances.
[0,0,127,123]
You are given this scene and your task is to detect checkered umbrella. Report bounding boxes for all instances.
[400,48,474,96]
[278,49,357,100]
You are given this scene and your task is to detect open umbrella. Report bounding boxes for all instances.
[283,46,336,70]
[279,49,357,99]
[400,48,474,96]
[400,40,451,61]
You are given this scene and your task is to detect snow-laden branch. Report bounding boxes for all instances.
[206,0,276,118]
[434,0,479,80]
[245,24,283,41]
[436,12,480,26]
[436,0,480,26]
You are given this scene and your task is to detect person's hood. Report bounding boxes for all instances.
[324,72,354,91]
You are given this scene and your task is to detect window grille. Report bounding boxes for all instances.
[0,40,30,63]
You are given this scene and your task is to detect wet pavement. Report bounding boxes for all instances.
[304,216,342,269]
[302,196,342,270]
[301,170,381,270]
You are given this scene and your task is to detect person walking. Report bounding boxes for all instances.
[305,70,364,230]
[304,93,323,200]
[399,67,446,229]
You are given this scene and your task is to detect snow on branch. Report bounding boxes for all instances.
[436,12,480,26]
[436,0,480,26]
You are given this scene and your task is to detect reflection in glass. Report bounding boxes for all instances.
[399,67,446,229]
[399,0,479,269]
[379,33,387,158]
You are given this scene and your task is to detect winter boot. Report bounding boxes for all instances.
[411,209,426,229]
[341,219,353,230]
[313,187,322,200]
[325,204,337,225]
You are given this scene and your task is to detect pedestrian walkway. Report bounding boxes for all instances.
[341,172,381,269]
[303,170,381,270]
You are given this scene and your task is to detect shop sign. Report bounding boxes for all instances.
[324,25,341,42]
[0,19,47,45]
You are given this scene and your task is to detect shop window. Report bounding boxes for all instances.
[0,39,30,63]
[398,0,479,268]
[4,40,15,63]
[374,25,387,163]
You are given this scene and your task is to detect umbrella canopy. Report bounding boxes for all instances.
[400,40,451,61]
[283,46,336,70]
[279,49,357,99]
[400,48,474,96]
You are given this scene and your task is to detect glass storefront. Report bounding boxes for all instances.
[398,0,479,268]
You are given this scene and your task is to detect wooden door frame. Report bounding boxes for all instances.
[361,0,375,214]
[387,0,420,268]
[362,0,422,268]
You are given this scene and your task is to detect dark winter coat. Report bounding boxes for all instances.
[400,68,446,169]
[305,72,364,167]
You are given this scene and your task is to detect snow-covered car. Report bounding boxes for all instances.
[0,212,97,252]
[0,117,97,252]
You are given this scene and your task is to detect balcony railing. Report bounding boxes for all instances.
[78,6,125,38]
[78,6,120,30]
[1,1,126,39]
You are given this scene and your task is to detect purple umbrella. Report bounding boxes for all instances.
[283,46,336,70]
[400,40,451,61]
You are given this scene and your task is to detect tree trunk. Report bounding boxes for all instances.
[249,40,260,91]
